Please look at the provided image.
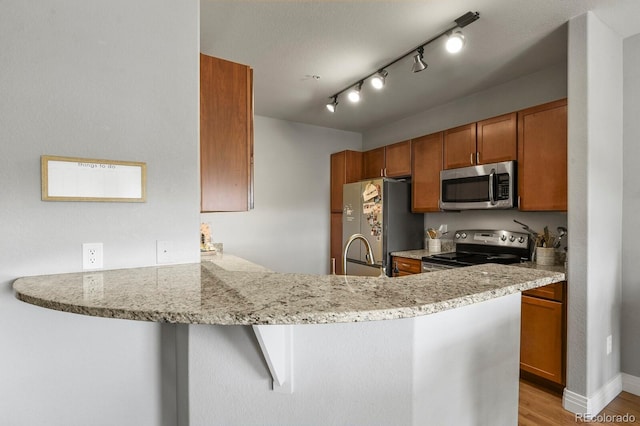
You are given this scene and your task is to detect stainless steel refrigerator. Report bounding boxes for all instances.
[342,178,424,277]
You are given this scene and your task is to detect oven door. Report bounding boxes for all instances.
[439,161,516,210]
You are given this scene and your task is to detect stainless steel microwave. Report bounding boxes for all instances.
[439,161,516,210]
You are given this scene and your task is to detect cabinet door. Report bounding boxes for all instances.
[331,150,362,213]
[443,123,476,169]
[362,147,385,179]
[385,140,411,177]
[200,54,253,212]
[330,212,343,275]
[330,151,346,213]
[520,295,565,385]
[518,99,567,211]
[344,150,363,183]
[477,113,517,164]
[412,132,443,212]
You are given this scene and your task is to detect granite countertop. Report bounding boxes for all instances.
[13,254,564,325]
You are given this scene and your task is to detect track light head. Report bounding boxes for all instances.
[412,47,427,73]
[370,70,388,90]
[347,81,363,103]
[326,96,338,113]
[446,30,465,53]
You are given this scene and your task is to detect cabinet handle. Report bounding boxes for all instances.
[331,258,336,275]
[476,152,480,164]
[470,153,474,165]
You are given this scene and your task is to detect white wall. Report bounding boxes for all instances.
[187,292,521,425]
[565,11,623,412]
[622,33,640,378]
[202,116,361,274]
[0,1,200,425]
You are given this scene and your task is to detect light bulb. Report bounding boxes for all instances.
[347,83,362,103]
[370,70,388,90]
[446,31,465,54]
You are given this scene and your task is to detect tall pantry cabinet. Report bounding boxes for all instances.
[330,150,362,274]
[200,53,254,212]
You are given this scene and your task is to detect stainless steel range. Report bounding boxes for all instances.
[421,229,531,272]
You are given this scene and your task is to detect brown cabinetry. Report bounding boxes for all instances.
[477,113,517,164]
[330,150,363,274]
[391,256,421,277]
[411,132,443,212]
[330,150,362,213]
[200,53,254,212]
[443,123,476,169]
[517,99,567,211]
[330,212,343,275]
[443,113,517,170]
[521,281,567,386]
[363,140,411,179]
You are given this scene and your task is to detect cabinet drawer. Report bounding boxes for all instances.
[523,282,565,302]
[392,257,421,275]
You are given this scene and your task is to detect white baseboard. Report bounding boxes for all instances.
[563,373,622,418]
[622,373,640,396]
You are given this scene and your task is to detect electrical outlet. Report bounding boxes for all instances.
[606,335,612,355]
[83,273,104,300]
[82,243,103,270]
[157,240,173,264]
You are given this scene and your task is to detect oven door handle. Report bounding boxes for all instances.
[488,168,497,205]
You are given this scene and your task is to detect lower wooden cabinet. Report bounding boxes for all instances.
[520,281,566,386]
[391,256,421,277]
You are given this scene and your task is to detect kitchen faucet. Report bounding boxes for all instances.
[342,233,376,276]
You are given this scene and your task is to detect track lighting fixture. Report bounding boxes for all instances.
[446,31,466,54]
[326,96,338,113]
[325,11,480,113]
[347,82,363,103]
[370,70,388,90]
[411,47,428,73]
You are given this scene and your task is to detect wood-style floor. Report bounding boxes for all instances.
[519,379,640,425]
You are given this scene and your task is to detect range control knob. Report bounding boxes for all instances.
[518,236,525,243]
[460,232,467,239]
[509,235,516,242]
[500,234,507,241]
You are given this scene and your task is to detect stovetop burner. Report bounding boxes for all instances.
[422,229,531,268]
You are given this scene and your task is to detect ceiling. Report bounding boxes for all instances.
[200,0,640,134]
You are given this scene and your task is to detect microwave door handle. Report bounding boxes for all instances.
[488,169,497,205]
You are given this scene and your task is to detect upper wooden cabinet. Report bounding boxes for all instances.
[443,113,517,169]
[362,147,385,179]
[477,113,517,164]
[330,150,362,213]
[443,123,476,169]
[412,132,443,212]
[200,53,254,212]
[517,99,567,211]
[363,140,411,178]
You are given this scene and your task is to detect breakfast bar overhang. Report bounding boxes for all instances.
[13,255,564,425]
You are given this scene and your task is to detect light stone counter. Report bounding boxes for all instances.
[13,253,564,325]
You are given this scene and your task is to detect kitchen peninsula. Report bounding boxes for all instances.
[13,255,564,425]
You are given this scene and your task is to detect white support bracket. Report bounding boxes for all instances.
[252,325,293,393]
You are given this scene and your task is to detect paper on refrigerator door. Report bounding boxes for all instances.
[362,183,379,201]
[363,202,376,214]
